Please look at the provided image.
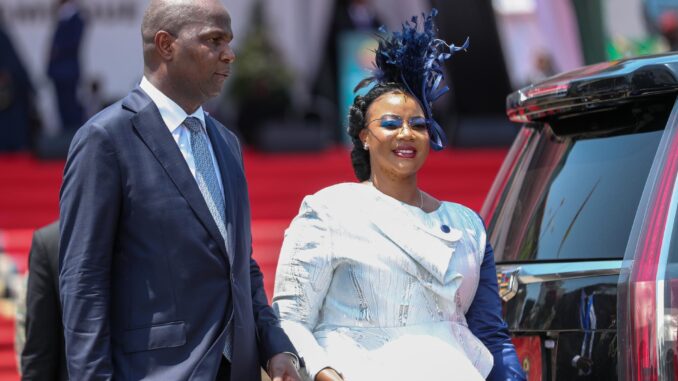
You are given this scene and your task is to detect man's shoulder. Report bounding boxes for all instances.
[66,98,136,157]
[34,221,59,244]
[31,221,60,265]
[206,115,243,161]
[206,115,239,143]
[76,88,147,139]
[88,99,127,124]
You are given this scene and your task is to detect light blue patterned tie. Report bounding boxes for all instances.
[184,117,227,240]
[183,117,233,360]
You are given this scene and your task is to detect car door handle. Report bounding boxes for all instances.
[497,266,521,302]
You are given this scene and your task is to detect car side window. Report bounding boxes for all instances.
[492,126,663,262]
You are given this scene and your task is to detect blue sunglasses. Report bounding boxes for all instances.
[367,115,430,132]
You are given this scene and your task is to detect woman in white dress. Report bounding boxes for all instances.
[272,11,526,381]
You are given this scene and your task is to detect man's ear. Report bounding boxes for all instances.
[155,31,175,60]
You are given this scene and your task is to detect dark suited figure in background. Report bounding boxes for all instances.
[21,221,67,381]
[47,0,85,130]
[59,0,300,380]
[0,21,35,151]
[312,0,381,142]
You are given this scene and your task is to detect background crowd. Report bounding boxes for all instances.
[1,0,677,155]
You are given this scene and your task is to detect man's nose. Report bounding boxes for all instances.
[222,46,236,63]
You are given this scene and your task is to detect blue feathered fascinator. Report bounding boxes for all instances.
[354,9,469,150]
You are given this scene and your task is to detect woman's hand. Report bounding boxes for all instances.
[315,367,344,381]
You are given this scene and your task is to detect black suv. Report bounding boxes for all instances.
[481,53,678,380]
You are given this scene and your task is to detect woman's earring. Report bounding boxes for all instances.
[363,142,369,151]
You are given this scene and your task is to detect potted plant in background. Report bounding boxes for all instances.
[228,0,294,148]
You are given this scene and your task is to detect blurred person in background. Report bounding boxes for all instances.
[313,0,382,142]
[47,0,85,130]
[1,244,23,369]
[527,51,557,86]
[272,11,526,381]
[82,78,105,120]
[19,221,67,381]
[0,20,35,151]
[659,10,678,51]
[58,0,300,380]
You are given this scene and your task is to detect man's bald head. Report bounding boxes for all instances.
[139,0,234,112]
[141,0,230,66]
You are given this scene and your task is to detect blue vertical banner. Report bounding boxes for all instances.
[337,30,378,144]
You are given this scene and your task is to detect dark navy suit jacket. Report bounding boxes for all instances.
[22,221,68,381]
[47,6,84,82]
[59,88,296,380]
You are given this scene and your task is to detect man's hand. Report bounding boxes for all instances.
[267,353,302,381]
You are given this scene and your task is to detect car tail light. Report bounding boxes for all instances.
[480,127,535,224]
[512,336,543,381]
[629,281,659,380]
[619,103,678,380]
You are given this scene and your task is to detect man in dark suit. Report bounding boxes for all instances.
[0,20,35,151]
[47,0,85,129]
[21,221,68,381]
[58,0,301,380]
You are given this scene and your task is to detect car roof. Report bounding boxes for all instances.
[507,53,678,122]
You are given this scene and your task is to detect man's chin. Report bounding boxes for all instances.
[205,87,225,100]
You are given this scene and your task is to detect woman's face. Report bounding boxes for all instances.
[360,91,430,182]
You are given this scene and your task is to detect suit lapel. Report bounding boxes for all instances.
[125,89,230,262]
[205,118,237,264]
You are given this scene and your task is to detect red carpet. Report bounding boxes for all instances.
[0,147,506,379]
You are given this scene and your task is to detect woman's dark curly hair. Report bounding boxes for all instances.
[347,82,411,181]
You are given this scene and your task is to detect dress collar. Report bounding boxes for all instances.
[361,184,463,284]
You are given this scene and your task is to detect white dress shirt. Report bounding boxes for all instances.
[139,77,224,196]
